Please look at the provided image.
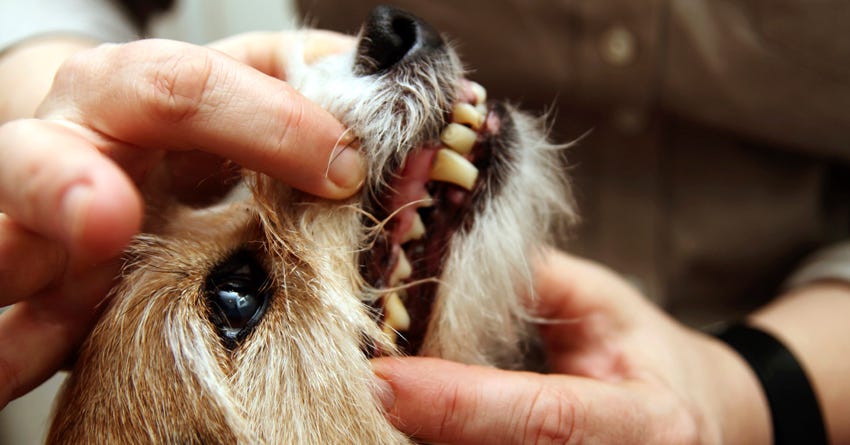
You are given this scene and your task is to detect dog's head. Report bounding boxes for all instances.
[48,6,572,444]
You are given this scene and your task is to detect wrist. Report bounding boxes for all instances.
[696,332,772,445]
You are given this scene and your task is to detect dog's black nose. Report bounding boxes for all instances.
[356,6,444,74]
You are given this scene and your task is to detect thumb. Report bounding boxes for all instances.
[372,357,585,445]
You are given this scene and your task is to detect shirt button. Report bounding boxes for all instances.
[612,107,647,134]
[601,26,637,66]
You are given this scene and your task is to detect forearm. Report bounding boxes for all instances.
[747,282,850,444]
[0,37,99,122]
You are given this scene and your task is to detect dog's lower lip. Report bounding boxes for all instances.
[360,81,503,355]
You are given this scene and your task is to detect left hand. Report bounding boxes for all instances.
[0,30,357,407]
[371,249,772,444]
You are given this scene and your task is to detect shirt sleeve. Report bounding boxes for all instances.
[785,241,850,289]
[0,0,140,54]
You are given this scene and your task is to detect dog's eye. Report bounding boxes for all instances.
[204,250,271,348]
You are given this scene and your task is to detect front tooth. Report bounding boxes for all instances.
[384,292,410,331]
[470,81,487,105]
[453,103,484,130]
[440,123,477,154]
[430,149,479,190]
[389,250,412,285]
[401,214,426,243]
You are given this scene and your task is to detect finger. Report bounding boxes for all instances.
[0,258,118,408]
[530,249,653,376]
[0,215,67,305]
[531,248,639,321]
[209,30,356,79]
[0,119,143,260]
[40,39,365,199]
[372,357,647,445]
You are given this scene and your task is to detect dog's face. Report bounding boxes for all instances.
[48,6,572,444]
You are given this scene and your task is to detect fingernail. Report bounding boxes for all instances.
[62,184,93,245]
[372,373,396,411]
[327,137,366,192]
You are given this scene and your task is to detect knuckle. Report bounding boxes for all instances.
[141,43,218,124]
[269,90,306,159]
[521,385,584,445]
[436,379,468,439]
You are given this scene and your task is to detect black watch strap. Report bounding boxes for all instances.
[715,324,828,445]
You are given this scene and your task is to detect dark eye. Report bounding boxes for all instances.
[204,250,271,348]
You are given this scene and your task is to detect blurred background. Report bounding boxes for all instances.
[0,2,297,442]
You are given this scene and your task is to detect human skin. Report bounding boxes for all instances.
[0,31,360,407]
[373,249,850,444]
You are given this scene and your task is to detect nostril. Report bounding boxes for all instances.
[356,6,444,75]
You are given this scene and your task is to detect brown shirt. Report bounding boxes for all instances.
[298,0,850,326]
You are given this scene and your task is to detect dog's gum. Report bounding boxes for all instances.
[389,250,413,285]
[452,103,485,130]
[429,148,479,190]
[401,213,426,244]
[440,123,477,154]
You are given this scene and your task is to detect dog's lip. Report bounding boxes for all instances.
[360,80,504,355]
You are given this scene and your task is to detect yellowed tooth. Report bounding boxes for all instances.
[389,250,412,285]
[476,103,488,117]
[418,193,435,207]
[384,292,410,331]
[401,213,426,244]
[470,81,487,105]
[452,103,485,130]
[430,148,479,190]
[382,325,398,344]
[440,123,477,154]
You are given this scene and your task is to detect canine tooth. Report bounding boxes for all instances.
[401,214,426,243]
[470,81,487,105]
[440,123,477,154]
[453,103,484,130]
[476,103,488,116]
[419,193,435,207]
[430,149,479,190]
[382,326,398,344]
[389,251,412,285]
[384,292,410,331]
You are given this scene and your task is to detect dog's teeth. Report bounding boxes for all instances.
[419,193,435,207]
[452,103,485,130]
[470,81,487,105]
[430,149,479,190]
[476,103,488,116]
[384,292,411,331]
[401,214,426,244]
[389,250,412,285]
[440,123,477,155]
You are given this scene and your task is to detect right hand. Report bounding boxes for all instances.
[0,31,361,407]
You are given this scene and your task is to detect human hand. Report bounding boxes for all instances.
[0,31,359,407]
[372,249,773,444]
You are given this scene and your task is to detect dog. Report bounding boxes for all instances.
[47,6,573,444]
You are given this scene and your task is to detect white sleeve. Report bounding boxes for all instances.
[0,0,140,53]
[785,241,850,289]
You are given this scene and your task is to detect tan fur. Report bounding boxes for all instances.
[48,13,573,444]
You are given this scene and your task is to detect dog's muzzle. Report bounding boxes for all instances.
[354,7,516,355]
